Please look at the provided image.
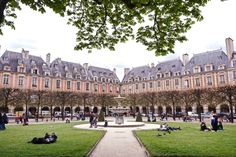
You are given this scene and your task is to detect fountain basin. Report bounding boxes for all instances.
[97,121,145,127]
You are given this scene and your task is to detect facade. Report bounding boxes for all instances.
[0,38,236,115]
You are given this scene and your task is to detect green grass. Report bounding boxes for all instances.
[135,122,236,157]
[0,122,104,157]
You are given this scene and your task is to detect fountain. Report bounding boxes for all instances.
[96,94,145,127]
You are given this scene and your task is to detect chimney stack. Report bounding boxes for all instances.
[182,53,189,66]
[151,63,155,68]
[113,68,116,73]
[21,48,29,60]
[225,37,234,60]
[46,53,51,65]
[83,63,88,70]
[124,68,130,75]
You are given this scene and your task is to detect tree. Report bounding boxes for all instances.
[141,92,157,114]
[125,93,140,114]
[0,0,213,56]
[217,85,236,123]
[17,89,34,118]
[192,89,205,122]
[55,91,72,121]
[0,88,17,112]
[34,90,46,121]
[179,90,195,114]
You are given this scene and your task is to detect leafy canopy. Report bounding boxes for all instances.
[0,0,211,56]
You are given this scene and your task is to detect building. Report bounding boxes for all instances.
[0,38,236,115]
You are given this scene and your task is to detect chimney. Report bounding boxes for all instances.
[46,53,51,65]
[21,48,29,59]
[124,68,130,75]
[151,63,155,68]
[57,58,61,64]
[225,37,234,60]
[83,63,88,70]
[113,68,116,73]
[182,53,189,66]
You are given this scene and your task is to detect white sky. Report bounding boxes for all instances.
[0,1,236,80]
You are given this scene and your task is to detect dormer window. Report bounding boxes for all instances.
[44,71,50,76]
[205,64,212,71]
[73,67,78,72]
[66,73,72,78]
[193,66,201,73]
[76,75,81,79]
[218,65,225,70]
[18,67,25,73]
[157,73,161,79]
[65,66,68,71]
[3,66,11,71]
[56,72,61,77]
[102,77,105,82]
[94,76,98,82]
[32,69,38,75]
[165,72,170,77]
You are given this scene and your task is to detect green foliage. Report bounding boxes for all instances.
[0,122,104,157]
[0,0,214,56]
[136,122,236,156]
[98,111,105,122]
[136,112,142,122]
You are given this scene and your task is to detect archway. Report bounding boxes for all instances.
[157,106,163,115]
[135,106,140,113]
[14,107,23,113]
[42,106,49,111]
[150,105,155,113]
[29,107,36,115]
[176,106,182,112]
[186,106,192,112]
[197,105,203,114]
[65,107,71,113]
[166,106,172,114]
[75,107,81,113]
[84,107,90,113]
[220,104,229,113]
[142,106,147,114]
[93,107,98,113]
[0,106,9,113]
[208,105,216,112]
[53,107,60,113]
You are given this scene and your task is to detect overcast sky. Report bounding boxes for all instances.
[0,1,236,80]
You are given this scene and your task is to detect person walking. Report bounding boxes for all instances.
[2,113,8,129]
[0,112,3,130]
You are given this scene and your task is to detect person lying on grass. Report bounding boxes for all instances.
[28,132,57,144]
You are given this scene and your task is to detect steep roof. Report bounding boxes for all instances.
[88,66,119,81]
[184,49,229,73]
[122,65,151,82]
[0,50,48,74]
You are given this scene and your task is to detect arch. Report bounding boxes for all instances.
[176,106,182,112]
[75,107,81,113]
[135,106,140,113]
[197,105,203,114]
[93,107,98,113]
[186,106,192,112]
[220,104,229,113]
[166,106,172,114]
[65,107,71,113]
[101,106,106,112]
[53,107,60,113]
[150,105,155,113]
[157,106,163,115]
[0,106,9,113]
[84,107,90,113]
[42,106,49,111]
[208,105,216,112]
[29,107,36,115]
[14,107,23,112]
[142,106,147,114]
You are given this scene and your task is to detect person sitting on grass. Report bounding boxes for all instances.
[28,133,58,144]
[200,122,211,131]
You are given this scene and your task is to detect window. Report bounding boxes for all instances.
[102,84,106,92]
[76,75,81,79]
[56,80,61,89]
[219,75,225,84]
[184,80,189,88]
[233,71,236,80]
[142,83,145,89]
[165,73,169,77]
[194,67,200,73]
[94,84,98,92]
[205,65,211,71]
[19,67,24,73]
[175,79,179,86]
[157,81,161,87]
[207,76,212,86]
[67,81,71,89]
[233,60,236,67]
[136,84,138,90]
[77,82,81,90]
[4,66,11,71]
[86,83,90,91]
[166,80,169,86]
[45,78,49,88]
[32,69,38,75]
[195,78,200,87]
[32,77,37,87]
[109,85,113,92]
[149,82,153,88]
[94,77,97,82]
[3,74,9,85]
[18,76,24,86]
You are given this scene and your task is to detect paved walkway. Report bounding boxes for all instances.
[74,122,159,157]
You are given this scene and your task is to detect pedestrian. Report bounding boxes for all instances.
[2,113,8,129]
[89,112,94,128]
[23,113,28,126]
[0,112,4,130]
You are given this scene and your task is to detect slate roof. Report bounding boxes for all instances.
[122,65,151,82]
[0,50,49,74]
[184,49,230,73]
[88,66,119,82]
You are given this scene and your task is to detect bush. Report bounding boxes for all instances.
[136,112,143,122]
[98,111,105,122]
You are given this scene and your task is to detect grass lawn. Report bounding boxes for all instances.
[0,122,104,157]
[135,122,236,157]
